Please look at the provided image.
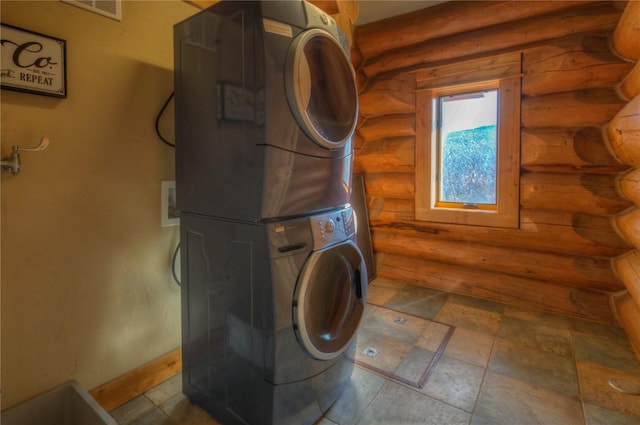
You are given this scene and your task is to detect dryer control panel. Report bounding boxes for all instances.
[310,206,355,250]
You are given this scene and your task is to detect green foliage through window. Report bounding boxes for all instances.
[440,125,497,205]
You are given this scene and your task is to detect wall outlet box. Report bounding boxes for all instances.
[161,181,179,227]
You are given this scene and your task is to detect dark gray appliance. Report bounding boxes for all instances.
[174,0,358,222]
[180,206,367,424]
[174,1,365,424]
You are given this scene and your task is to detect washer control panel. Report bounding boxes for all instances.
[310,206,355,250]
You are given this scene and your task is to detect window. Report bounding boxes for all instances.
[415,53,521,228]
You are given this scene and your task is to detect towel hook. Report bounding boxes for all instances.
[1,136,49,175]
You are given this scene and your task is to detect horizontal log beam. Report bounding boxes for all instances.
[614,250,640,307]
[364,173,414,199]
[522,88,626,129]
[605,95,640,166]
[356,1,595,61]
[612,0,640,61]
[615,208,640,250]
[618,168,640,204]
[373,229,623,292]
[362,2,620,78]
[615,293,640,360]
[309,0,359,20]
[368,204,629,257]
[521,127,629,174]
[359,74,415,118]
[521,172,632,215]
[354,136,414,173]
[357,114,415,142]
[620,61,640,101]
[523,35,632,96]
[377,253,616,323]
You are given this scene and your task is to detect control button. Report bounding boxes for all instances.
[320,14,329,25]
[324,220,335,233]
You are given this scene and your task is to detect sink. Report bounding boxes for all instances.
[1,380,117,425]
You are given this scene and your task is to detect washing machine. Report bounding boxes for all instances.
[174,0,359,221]
[180,206,367,424]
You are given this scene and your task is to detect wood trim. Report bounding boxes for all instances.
[90,348,182,412]
[416,52,522,91]
[415,76,521,228]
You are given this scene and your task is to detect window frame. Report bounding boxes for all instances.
[415,53,522,229]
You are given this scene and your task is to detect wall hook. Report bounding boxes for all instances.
[1,136,50,175]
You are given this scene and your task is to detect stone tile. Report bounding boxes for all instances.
[357,381,470,425]
[434,302,502,335]
[325,366,386,425]
[446,293,505,315]
[497,315,573,358]
[109,395,155,424]
[393,346,436,385]
[419,355,484,412]
[416,321,453,353]
[584,402,640,425]
[369,277,408,290]
[489,337,579,396]
[145,373,182,405]
[383,285,450,320]
[353,326,413,373]
[570,318,629,343]
[367,280,405,306]
[160,393,221,424]
[577,360,640,417]
[503,305,572,330]
[573,332,640,375]
[314,418,338,425]
[475,371,583,424]
[129,407,171,425]
[470,415,499,425]
[443,327,494,368]
[361,305,429,345]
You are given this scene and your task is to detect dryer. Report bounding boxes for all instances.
[180,206,367,424]
[174,0,359,221]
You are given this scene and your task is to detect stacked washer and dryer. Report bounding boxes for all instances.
[173,1,367,424]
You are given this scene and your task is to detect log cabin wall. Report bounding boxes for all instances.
[607,1,640,358]
[353,1,637,325]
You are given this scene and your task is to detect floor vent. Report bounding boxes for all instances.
[61,0,121,21]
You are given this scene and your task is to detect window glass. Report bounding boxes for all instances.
[303,36,357,143]
[438,89,498,206]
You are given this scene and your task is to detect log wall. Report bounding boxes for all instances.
[608,0,640,358]
[354,1,635,323]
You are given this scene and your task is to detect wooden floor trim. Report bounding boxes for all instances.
[90,347,182,412]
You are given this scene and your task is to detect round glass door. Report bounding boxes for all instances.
[293,241,367,360]
[285,29,358,149]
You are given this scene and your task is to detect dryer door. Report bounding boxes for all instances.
[285,29,358,149]
[293,240,367,360]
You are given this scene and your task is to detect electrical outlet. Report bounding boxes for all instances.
[161,181,179,227]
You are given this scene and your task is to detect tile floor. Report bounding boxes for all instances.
[109,277,640,425]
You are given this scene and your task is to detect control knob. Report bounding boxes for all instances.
[324,219,335,234]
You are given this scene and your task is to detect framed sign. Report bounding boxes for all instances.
[1,23,67,98]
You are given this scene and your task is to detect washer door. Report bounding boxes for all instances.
[285,29,358,149]
[293,240,367,360]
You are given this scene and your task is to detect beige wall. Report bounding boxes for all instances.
[1,0,196,408]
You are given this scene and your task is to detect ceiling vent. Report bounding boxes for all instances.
[61,0,121,21]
